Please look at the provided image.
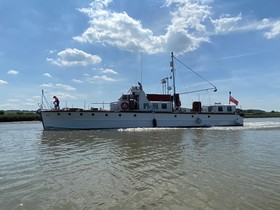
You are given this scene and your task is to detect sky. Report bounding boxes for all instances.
[0,0,280,111]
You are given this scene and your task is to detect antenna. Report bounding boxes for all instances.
[140,52,143,84]
[41,90,44,109]
[161,77,171,94]
[170,52,179,109]
[161,77,167,94]
[170,52,176,97]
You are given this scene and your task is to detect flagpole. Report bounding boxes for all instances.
[229,91,231,105]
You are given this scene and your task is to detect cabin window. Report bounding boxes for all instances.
[208,106,213,112]
[152,103,158,109]
[227,106,232,112]
[161,103,167,109]
[144,103,150,109]
[122,95,129,100]
[218,106,223,112]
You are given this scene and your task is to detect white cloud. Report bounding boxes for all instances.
[48,49,57,54]
[96,75,115,81]
[47,48,102,67]
[43,73,52,77]
[7,99,20,102]
[100,68,118,74]
[58,93,77,100]
[7,69,19,75]
[33,96,41,100]
[90,75,116,82]
[74,10,164,54]
[210,15,280,40]
[25,99,34,102]
[41,83,55,88]
[264,20,280,39]
[49,92,77,100]
[74,0,212,54]
[74,0,280,55]
[0,80,8,85]
[210,14,242,34]
[56,84,76,91]
[72,79,83,83]
[40,83,76,91]
[83,67,118,82]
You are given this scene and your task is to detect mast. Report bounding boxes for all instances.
[41,90,44,109]
[170,52,177,108]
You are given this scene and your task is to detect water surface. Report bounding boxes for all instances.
[0,119,280,209]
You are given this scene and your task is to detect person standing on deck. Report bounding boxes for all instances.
[53,96,60,110]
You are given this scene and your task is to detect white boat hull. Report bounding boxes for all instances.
[41,110,243,130]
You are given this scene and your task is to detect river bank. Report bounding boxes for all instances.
[238,109,280,118]
[0,112,41,122]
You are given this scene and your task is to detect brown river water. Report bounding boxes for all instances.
[0,118,280,210]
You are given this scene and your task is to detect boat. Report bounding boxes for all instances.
[39,52,243,130]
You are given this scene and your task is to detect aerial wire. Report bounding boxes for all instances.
[173,55,217,92]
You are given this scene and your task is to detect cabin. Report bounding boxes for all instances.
[202,104,237,113]
[110,85,237,114]
[110,85,173,112]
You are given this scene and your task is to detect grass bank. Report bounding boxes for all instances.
[0,111,41,122]
[238,109,280,118]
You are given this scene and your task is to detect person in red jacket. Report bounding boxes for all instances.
[53,96,60,110]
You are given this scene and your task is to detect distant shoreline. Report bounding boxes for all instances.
[243,114,280,118]
[0,112,41,123]
[239,109,280,118]
[1,111,280,123]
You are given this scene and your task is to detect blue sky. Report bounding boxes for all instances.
[0,0,280,111]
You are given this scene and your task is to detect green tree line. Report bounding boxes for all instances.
[0,111,41,122]
[238,109,280,118]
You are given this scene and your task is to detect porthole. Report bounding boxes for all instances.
[105,114,108,117]
[208,115,210,118]
[134,114,137,117]
[174,115,177,118]
[119,114,122,117]
[91,113,95,116]
[68,113,71,116]
[192,115,194,118]
[80,113,83,116]
[57,113,60,116]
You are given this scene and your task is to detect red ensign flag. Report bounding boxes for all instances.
[230,96,239,105]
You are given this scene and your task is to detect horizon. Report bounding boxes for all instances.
[1,0,280,112]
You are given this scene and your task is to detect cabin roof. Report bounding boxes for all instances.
[146,94,172,102]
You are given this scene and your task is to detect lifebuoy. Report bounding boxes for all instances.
[121,102,129,110]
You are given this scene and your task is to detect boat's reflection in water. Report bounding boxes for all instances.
[38,125,280,209]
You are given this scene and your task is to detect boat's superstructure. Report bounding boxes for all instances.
[40,53,243,130]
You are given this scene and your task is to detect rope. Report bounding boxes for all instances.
[173,56,217,91]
